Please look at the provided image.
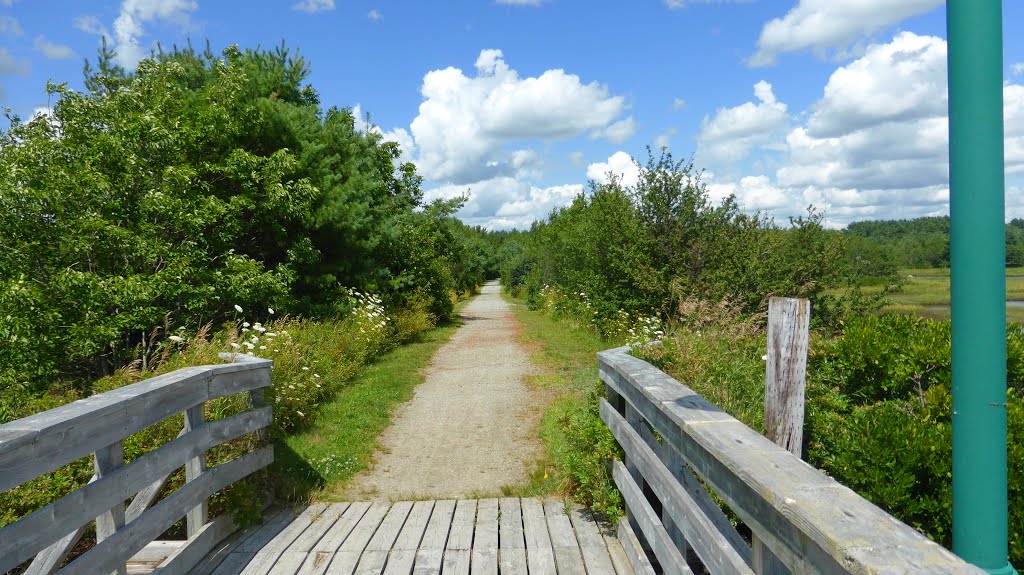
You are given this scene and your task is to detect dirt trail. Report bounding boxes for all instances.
[343,281,540,500]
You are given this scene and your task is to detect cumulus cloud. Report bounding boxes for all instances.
[590,116,637,143]
[587,151,640,188]
[696,80,789,166]
[673,97,686,110]
[108,0,198,68]
[424,177,582,229]
[1014,63,1024,77]
[702,32,1024,226]
[33,35,76,60]
[777,33,950,191]
[367,9,382,21]
[396,49,628,184]
[705,173,792,212]
[292,0,334,13]
[749,0,943,67]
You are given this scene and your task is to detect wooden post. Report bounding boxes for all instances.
[753,296,810,575]
[184,404,208,537]
[765,297,810,456]
[94,442,127,575]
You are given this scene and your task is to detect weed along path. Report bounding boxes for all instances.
[344,280,539,500]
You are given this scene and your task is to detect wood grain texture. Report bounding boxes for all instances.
[149,513,237,575]
[447,499,478,551]
[568,505,618,575]
[0,358,270,494]
[617,520,656,575]
[765,297,809,458]
[0,407,272,574]
[519,498,555,574]
[612,462,692,575]
[601,400,753,575]
[497,498,524,550]
[56,446,273,575]
[598,346,987,575]
[184,404,209,538]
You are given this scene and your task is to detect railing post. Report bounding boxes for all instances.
[184,403,208,537]
[753,296,810,574]
[94,442,127,575]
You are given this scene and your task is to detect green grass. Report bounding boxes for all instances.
[272,319,462,502]
[854,267,1024,323]
[500,291,624,516]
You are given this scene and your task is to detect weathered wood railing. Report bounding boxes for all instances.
[0,353,274,575]
[598,344,985,575]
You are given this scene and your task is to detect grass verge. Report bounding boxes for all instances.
[501,291,624,519]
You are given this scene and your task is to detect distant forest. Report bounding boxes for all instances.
[844,216,1024,268]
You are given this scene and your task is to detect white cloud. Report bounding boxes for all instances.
[1007,84,1024,175]
[33,35,76,60]
[292,0,334,13]
[590,116,637,144]
[74,15,109,37]
[0,15,22,37]
[1014,63,1024,77]
[654,128,677,149]
[111,0,198,68]
[777,33,950,191]
[750,0,943,67]
[696,80,789,166]
[700,32,1024,226]
[496,0,546,5]
[673,97,686,110]
[587,151,640,188]
[705,173,792,212]
[367,9,382,21]
[806,32,947,137]
[424,177,581,229]
[0,47,29,75]
[568,151,585,167]
[396,49,628,183]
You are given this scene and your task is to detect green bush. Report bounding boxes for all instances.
[558,384,624,520]
[642,310,1023,566]
[813,313,951,402]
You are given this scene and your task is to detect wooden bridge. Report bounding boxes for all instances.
[0,341,988,574]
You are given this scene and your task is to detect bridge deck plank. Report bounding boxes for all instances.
[169,499,631,575]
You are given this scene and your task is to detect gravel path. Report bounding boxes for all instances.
[344,281,539,500]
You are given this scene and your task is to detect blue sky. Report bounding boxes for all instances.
[1,0,1023,229]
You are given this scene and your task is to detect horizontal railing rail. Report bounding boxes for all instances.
[598,344,985,575]
[0,353,273,575]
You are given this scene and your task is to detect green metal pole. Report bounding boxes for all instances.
[947,1,1016,573]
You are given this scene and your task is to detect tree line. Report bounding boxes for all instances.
[0,42,498,396]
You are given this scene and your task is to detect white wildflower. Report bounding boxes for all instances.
[230,342,241,349]
[242,322,250,328]
[234,304,243,313]
[761,354,768,361]
[296,410,304,417]
[268,307,275,314]
[259,345,267,350]
[302,366,310,371]
[313,374,320,378]
[168,335,183,342]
